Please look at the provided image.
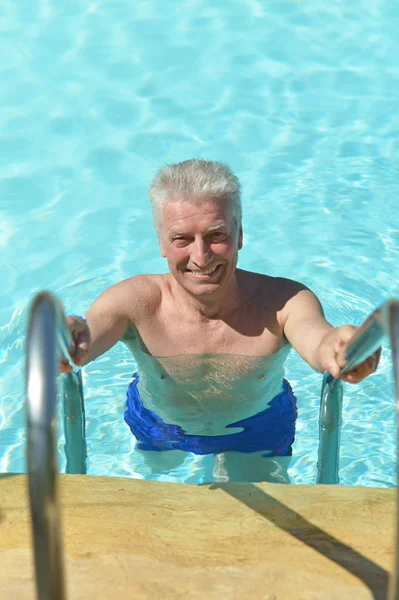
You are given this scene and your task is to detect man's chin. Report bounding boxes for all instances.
[186,280,221,295]
[177,274,223,296]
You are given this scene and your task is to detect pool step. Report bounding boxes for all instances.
[0,474,394,599]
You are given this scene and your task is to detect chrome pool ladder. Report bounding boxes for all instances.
[26,291,86,600]
[316,299,399,600]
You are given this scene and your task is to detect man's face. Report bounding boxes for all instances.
[158,197,242,297]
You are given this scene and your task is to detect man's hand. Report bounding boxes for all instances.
[315,326,381,383]
[60,316,91,373]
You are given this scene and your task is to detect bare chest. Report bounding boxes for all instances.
[132,306,284,358]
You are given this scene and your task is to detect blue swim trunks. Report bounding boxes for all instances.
[124,375,297,456]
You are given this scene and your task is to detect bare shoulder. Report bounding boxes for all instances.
[271,277,325,324]
[239,270,321,318]
[239,270,309,302]
[89,274,163,323]
[112,274,162,299]
[270,276,311,301]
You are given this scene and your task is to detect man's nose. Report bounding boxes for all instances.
[191,238,211,267]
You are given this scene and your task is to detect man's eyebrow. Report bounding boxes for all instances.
[169,222,229,236]
[204,222,229,233]
[168,229,186,236]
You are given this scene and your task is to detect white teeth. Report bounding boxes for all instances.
[191,265,219,275]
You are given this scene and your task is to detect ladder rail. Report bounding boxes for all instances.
[26,291,86,600]
[316,299,399,600]
[317,299,398,485]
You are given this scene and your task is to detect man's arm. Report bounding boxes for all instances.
[281,283,379,383]
[282,285,333,371]
[61,275,158,371]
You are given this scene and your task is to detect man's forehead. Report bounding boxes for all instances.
[161,198,234,232]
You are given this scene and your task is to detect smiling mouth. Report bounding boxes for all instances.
[186,264,222,277]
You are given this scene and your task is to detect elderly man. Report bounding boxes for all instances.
[62,159,379,483]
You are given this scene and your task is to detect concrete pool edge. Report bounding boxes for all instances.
[0,474,395,599]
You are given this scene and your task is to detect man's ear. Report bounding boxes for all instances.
[238,226,243,250]
[159,236,166,258]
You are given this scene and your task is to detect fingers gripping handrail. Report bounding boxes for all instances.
[26,291,86,600]
[316,300,399,600]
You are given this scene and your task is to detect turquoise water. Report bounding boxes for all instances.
[0,1,398,485]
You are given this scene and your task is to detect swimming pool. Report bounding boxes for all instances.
[1,0,398,486]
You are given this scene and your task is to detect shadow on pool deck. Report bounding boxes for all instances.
[211,483,388,600]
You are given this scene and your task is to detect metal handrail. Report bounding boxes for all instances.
[60,370,86,474]
[316,300,399,600]
[317,300,399,484]
[25,291,86,600]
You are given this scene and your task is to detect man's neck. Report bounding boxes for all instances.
[169,272,242,320]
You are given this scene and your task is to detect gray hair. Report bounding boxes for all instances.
[149,158,242,232]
